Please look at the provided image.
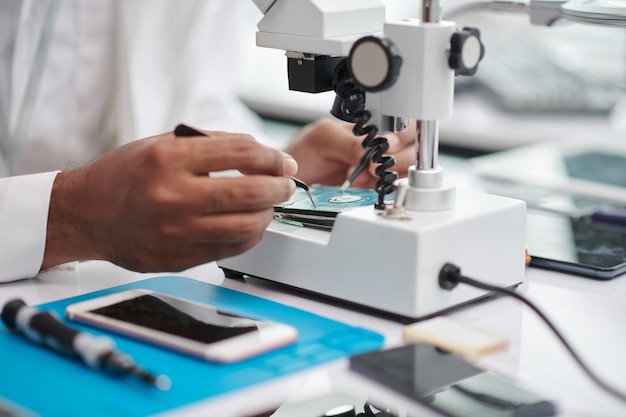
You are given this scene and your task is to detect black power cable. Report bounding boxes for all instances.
[438,263,626,405]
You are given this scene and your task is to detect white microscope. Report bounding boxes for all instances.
[218,0,527,320]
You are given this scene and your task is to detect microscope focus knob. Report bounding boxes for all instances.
[449,27,485,76]
[348,36,402,92]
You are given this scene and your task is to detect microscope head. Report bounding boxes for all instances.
[254,0,385,93]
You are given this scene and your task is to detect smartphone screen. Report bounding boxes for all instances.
[526,209,626,280]
[88,294,257,344]
[564,151,626,189]
[66,290,298,362]
[350,343,558,417]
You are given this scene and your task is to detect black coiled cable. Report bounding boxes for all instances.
[332,60,398,209]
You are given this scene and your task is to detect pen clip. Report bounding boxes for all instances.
[174,124,207,138]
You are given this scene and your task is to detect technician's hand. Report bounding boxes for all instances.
[42,130,297,272]
[284,118,416,188]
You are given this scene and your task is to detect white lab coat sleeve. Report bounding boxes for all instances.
[0,171,58,282]
[116,0,265,145]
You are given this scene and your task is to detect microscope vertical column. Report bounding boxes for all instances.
[382,0,456,212]
[417,0,443,178]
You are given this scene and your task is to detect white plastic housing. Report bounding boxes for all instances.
[381,20,455,120]
[256,0,385,56]
[218,190,526,319]
[252,0,276,14]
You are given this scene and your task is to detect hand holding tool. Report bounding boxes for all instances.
[174,124,316,207]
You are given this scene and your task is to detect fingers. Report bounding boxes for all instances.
[191,175,296,214]
[126,209,275,272]
[361,129,415,180]
[390,144,417,175]
[54,129,300,274]
[281,153,299,177]
[320,120,365,163]
[287,119,364,162]
[175,134,297,177]
[134,238,264,273]
[193,208,275,244]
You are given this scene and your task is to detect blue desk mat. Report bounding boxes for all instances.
[0,276,384,417]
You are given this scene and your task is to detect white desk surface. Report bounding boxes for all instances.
[2,122,626,416]
[2,250,626,416]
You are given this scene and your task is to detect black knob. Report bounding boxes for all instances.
[348,35,403,92]
[449,27,485,76]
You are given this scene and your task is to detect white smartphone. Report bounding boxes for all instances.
[471,141,626,204]
[65,289,298,363]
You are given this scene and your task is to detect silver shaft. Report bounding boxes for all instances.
[422,0,441,23]
[416,120,439,170]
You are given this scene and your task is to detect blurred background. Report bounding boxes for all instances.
[236,0,626,153]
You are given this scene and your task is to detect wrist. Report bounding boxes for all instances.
[42,169,98,269]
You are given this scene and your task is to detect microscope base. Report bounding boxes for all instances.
[217,189,526,320]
